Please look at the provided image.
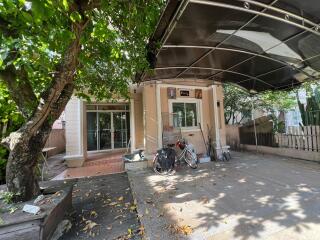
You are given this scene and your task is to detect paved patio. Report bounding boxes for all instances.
[128,151,320,240]
[52,151,125,180]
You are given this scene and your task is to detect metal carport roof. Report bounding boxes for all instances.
[143,0,320,92]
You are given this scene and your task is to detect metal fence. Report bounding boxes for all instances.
[240,126,320,152]
[240,132,277,147]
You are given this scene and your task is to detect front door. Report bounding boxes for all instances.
[113,112,130,149]
[99,112,112,150]
[87,105,130,151]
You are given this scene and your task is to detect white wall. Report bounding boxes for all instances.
[65,97,84,161]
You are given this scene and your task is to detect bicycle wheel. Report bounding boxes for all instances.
[185,149,198,169]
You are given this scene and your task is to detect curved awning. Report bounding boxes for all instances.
[143,0,320,92]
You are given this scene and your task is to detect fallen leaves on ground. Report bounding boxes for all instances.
[138,225,145,235]
[114,215,123,220]
[201,196,209,204]
[106,225,112,230]
[168,224,193,235]
[54,191,62,197]
[145,197,153,204]
[82,220,99,237]
[73,189,80,194]
[127,228,132,238]
[9,207,18,214]
[85,190,92,197]
[129,204,137,212]
[90,210,98,218]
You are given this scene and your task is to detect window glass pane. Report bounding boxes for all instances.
[186,103,197,127]
[99,112,112,150]
[172,103,185,127]
[87,112,97,150]
[113,112,129,148]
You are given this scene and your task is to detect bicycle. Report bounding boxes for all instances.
[153,138,198,174]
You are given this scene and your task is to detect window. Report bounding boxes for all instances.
[172,102,198,128]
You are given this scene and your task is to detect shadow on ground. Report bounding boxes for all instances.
[128,151,320,240]
[59,173,142,240]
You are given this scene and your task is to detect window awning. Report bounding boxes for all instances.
[143,0,320,92]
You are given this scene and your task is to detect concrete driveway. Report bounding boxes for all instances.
[128,151,320,240]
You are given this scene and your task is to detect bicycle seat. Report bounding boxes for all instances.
[167,143,175,148]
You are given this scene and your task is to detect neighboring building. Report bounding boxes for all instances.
[63,79,227,167]
[284,89,307,127]
[52,111,65,129]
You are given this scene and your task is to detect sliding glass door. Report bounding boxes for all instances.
[99,113,112,150]
[113,112,130,149]
[86,105,130,151]
[87,112,98,151]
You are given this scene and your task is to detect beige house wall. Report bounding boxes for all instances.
[143,84,158,155]
[144,82,226,156]
[132,91,144,149]
[64,80,227,167]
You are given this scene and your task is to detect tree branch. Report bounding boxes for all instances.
[0,65,38,119]
[26,1,90,135]
[1,1,89,148]
[0,16,18,37]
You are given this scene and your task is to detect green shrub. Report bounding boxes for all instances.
[0,147,8,185]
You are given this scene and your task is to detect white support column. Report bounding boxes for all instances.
[78,98,84,157]
[82,101,87,160]
[130,97,136,153]
[156,82,163,149]
[64,97,85,167]
[142,87,146,150]
[212,85,221,148]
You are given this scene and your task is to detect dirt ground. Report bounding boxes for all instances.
[59,173,143,240]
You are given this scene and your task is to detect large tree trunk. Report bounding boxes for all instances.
[0,1,94,202]
[4,84,74,202]
[5,123,51,201]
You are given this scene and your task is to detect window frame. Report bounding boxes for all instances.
[168,98,202,131]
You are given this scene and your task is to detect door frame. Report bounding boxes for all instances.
[86,105,130,153]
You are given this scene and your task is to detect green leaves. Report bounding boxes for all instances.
[0,0,164,106]
[31,0,46,22]
[224,83,296,125]
[70,11,82,23]
[62,0,69,11]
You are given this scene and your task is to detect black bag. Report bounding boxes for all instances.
[157,148,176,171]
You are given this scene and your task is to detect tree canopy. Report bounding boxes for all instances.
[0,0,164,201]
[0,0,163,105]
[223,83,296,125]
